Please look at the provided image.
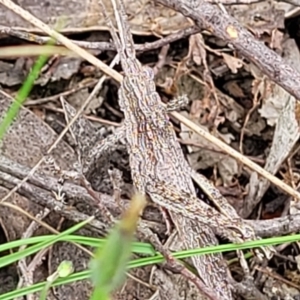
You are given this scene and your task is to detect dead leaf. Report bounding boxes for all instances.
[189,33,206,66]
[223,81,245,98]
[228,1,285,36]
[270,29,283,50]
[190,99,204,119]
[218,157,239,186]
[222,53,243,74]
[244,39,300,217]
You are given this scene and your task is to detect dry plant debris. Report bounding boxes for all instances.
[1,0,300,299]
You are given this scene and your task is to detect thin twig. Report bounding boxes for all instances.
[0,24,201,53]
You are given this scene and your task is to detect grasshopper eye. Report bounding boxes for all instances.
[142,66,154,79]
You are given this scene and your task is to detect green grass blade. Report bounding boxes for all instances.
[0,44,53,140]
[0,235,154,255]
[1,231,300,299]
[90,193,146,300]
[0,217,93,268]
[0,20,66,140]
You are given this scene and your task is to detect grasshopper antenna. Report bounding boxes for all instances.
[110,0,136,59]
